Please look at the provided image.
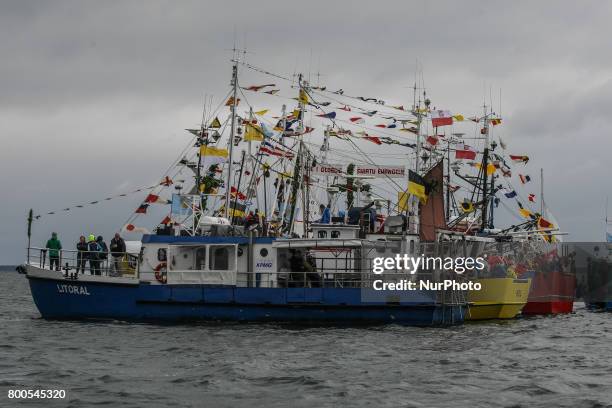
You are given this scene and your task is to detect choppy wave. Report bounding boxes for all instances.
[1,272,611,408]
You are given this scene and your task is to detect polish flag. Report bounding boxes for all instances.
[455,145,476,160]
[431,110,453,127]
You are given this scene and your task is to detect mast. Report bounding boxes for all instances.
[480,103,490,232]
[286,74,306,235]
[540,167,544,216]
[225,59,239,220]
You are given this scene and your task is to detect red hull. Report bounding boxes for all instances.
[521,271,576,315]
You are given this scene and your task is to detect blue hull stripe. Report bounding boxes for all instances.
[28,276,465,325]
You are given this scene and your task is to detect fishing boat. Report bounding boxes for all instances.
[21,57,474,325]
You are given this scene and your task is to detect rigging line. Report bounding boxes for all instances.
[303,85,406,194]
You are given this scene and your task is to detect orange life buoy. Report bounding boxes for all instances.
[154,262,167,284]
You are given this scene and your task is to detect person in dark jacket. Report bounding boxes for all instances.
[87,235,101,275]
[96,236,109,275]
[45,232,62,271]
[76,235,88,274]
[109,233,126,276]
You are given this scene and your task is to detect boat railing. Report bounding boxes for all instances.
[27,247,138,278]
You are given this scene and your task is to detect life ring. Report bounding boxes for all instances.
[154,262,167,284]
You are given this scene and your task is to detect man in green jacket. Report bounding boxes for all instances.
[46,232,62,271]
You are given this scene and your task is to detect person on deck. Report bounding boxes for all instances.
[109,233,126,276]
[76,235,88,274]
[318,204,331,224]
[87,235,101,275]
[96,236,109,275]
[46,232,62,271]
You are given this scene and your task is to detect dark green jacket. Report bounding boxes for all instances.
[46,238,62,258]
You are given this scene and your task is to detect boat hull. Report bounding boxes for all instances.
[467,277,531,320]
[521,271,576,315]
[26,267,464,326]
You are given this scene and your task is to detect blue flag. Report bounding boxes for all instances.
[171,194,193,216]
[504,190,517,198]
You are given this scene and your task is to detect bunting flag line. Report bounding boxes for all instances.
[243,84,276,91]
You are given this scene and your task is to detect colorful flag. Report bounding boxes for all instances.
[160,176,173,186]
[254,109,269,116]
[225,96,240,106]
[160,216,172,225]
[364,136,382,145]
[123,224,150,234]
[316,112,336,119]
[209,117,222,128]
[135,204,149,214]
[350,117,364,124]
[171,194,192,216]
[452,114,465,121]
[430,110,453,127]
[426,136,439,146]
[339,105,351,111]
[538,217,553,229]
[490,118,502,126]
[504,190,517,198]
[455,145,477,160]
[519,174,531,184]
[398,191,409,212]
[244,123,264,142]
[519,207,532,218]
[528,193,536,202]
[243,84,275,91]
[299,89,309,104]
[408,170,428,203]
[200,145,229,158]
[509,155,529,164]
[144,194,167,204]
[264,89,279,95]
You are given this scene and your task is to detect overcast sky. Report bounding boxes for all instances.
[1,0,611,264]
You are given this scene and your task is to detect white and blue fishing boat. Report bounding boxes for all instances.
[21,57,468,325]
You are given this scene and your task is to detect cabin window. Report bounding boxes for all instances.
[157,248,167,262]
[209,246,233,270]
[195,247,206,270]
[331,230,340,238]
[318,231,328,238]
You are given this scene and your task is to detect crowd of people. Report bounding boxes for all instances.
[45,232,127,276]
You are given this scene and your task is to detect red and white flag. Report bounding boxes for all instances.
[431,110,453,127]
[455,144,477,160]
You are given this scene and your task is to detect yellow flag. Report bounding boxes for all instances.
[244,123,264,142]
[299,89,309,104]
[453,114,465,121]
[254,109,268,116]
[200,145,228,158]
[209,117,221,128]
[292,108,301,118]
[519,208,532,218]
[475,163,497,175]
[398,191,409,212]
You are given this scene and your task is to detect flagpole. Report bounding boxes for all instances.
[226,57,239,222]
